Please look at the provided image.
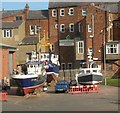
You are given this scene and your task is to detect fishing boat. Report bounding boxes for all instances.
[75,54,103,85]
[39,52,60,83]
[12,51,47,95]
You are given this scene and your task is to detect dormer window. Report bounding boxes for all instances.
[60,9,65,16]
[35,26,40,34]
[68,8,74,15]
[16,16,22,20]
[3,29,12,38]
[82,8,87,16]
[52,9,57,17]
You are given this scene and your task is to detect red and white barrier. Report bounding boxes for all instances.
[69,85,99,94]
[0,92,8,101]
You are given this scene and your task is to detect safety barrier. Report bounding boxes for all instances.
[0,92,8,101]
[69,85,99,94]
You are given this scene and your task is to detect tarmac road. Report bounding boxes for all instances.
[1,85,119,111]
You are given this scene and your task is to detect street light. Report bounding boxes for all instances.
[100,30,107,85]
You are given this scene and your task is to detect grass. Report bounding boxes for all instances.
[102,77,120,87]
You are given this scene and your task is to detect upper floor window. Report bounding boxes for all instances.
[106,44,119,54]
[78,41,84,54]
[3,29,12,38]
[88,48,93,55]
[52,9,57,17]
[55,24,58,29]
[60,9,65,16]
[50,44,54,51]
[68,8,74,15]
[88,25,92,32]
[30,25,34,35]
[78,23,81,32]
[69,23,74,32]
[60,24,65,33]
[82,8,87,16]
[35,26,40,34]
[16,16,22,20]
[30,25,40,35]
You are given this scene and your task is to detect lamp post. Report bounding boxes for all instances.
[100,30,107,85]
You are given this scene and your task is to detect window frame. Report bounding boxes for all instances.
[68,8,74,15]
[30,25,34,35]
[88,24,92,33]
[82,8,87,16]
[61,63,66,70]
[3,29,12,38]
[60,24,65,33]
[52,9,57,17]
[67,63,72,69]
[106,44,119,54]
[35,25,40,34]
[60,9,65,16]
[78,41,84,54]
[69,23,74,32]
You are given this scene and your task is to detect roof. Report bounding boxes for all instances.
[19,36,39,45]
[49,1,119,13]
[49,2,90,8]
[27,10,48,19]
[98,2,119,13]
[0,20,23,29]
[0,43,16,49]
[0,10,24,19]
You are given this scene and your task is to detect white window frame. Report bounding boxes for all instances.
[35,25,40,34]
[68,8,74,15]
[30,25,34,35]
[69,23,74,32]
[88,25,92,32]
[88,48,93,55]
[52,9,57,17]
[60,24,65,33]
[50,44,54,51]
[82,8,87,16]
[3,29,12,38]
[106,44,119,54]
[60,9,65,16]
[55,24,58,29]
[78,41,84,54]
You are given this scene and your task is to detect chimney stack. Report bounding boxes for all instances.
[24,3,29,19]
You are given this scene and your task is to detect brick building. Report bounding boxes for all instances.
[48,2,107,69]
[0,43,16,83]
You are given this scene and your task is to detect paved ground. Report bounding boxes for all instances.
[1,85,119,111]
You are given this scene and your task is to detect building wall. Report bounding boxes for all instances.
[1,21,25,47]
[0,48,9,80]
[1,13,26,22]
[25,19,48,37]
[49,5,106,69]
[17,45,36,64]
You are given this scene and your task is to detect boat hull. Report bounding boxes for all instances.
[12,75,46,95]
[76,73,103,85]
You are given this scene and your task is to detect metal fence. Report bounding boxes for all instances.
[58,69,80,82]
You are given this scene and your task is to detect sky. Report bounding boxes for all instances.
[1,1,49,11]
[1,0,119,11]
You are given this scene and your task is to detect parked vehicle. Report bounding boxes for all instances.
[69,79,77,86]
[55,80,69,93]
